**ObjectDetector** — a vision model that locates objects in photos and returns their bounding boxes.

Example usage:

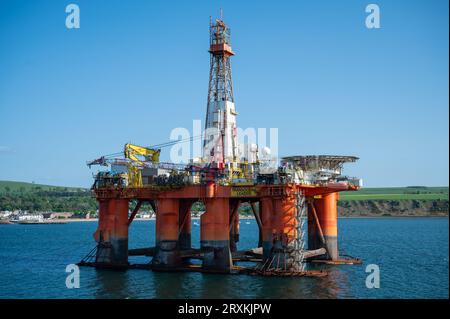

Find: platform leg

[93,199,129,268]
[153,198,182,268]
[260,194,301,271]
[201,198,232,272]
[310,192,339,260]
[229,200,240,253]
[178,200,192,250]
[260,197,274,262]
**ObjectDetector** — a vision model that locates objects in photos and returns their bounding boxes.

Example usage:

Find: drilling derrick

[204,18,238,167]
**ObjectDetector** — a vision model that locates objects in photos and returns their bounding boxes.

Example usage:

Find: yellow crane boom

[124,143,161,187]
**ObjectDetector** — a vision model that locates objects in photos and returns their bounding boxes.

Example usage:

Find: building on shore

[42,212,74,219]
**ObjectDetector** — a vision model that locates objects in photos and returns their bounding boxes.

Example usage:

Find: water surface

[0,218,448,298]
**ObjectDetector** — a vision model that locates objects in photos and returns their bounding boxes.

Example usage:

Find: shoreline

[62,215,448,222]
[3,214,448,224]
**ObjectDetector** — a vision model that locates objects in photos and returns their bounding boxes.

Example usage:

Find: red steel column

[201,198,232,271]
[178,200,192,250]
[229,200,240,253]
[93,199,129,267]
[270,195,297,269]
[307,199,322,252]
[314,192,339,260]
[153,198,181,268]
[260,197,274,261]
[231,212,239,252]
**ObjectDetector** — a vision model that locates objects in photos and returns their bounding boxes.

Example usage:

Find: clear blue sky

[0,0,448,187]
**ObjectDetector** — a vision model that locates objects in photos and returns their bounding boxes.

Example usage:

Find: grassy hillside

[0,180,96,215]
[0,180,85,192]
[340,186,448,201]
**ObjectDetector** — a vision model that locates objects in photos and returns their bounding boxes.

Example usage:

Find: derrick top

[209,18,234,56]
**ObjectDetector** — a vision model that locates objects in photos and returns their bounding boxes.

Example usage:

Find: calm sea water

[0,218,448,299]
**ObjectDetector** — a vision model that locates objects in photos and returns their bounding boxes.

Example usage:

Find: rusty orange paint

[229,201,240,251]
[156,199,180,242]
[93,200,109,242]
[229,200,240,233]
[94,199,128,242]
[92,183,354,267]
[260,197,274,243]
[179,200,192,237]
[232,211,239,235]
[314,192,338,237]
[112,199,129,239]
[201,198,229,242]
[209,43,234,56]
[206,182,215,198]
[95,182,358,201]
[272,196,297,242]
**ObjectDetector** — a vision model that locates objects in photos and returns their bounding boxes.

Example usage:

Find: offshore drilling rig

[80,17,362,276]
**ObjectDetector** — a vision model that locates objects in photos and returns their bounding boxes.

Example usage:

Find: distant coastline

[337,198,448,217]
[0,181,448,220]
[1,211,448,225]
[44,215,450,223]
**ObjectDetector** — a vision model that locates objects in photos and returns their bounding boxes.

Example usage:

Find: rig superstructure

[80,17,362,276]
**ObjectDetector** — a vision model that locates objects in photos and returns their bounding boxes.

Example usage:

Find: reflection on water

[152,272,197,299]
[317,267,351,298]
[87,265,352,299]
[94,270,131,299]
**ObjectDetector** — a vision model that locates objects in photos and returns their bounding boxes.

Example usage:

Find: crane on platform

[123,143,161,187]
[87,143,161,188]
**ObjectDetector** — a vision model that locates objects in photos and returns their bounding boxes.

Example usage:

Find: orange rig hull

[82,182,359,273]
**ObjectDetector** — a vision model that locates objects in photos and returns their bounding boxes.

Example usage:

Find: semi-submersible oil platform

[80,17,362,276]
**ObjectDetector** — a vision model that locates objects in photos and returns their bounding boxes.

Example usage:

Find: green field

[0,180,84,192]
[340,186,449,201]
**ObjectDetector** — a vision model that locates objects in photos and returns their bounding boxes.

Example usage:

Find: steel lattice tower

[203,17,238,166]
